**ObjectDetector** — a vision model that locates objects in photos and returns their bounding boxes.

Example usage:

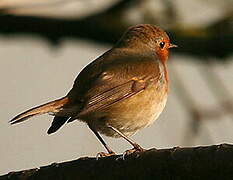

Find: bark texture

[1,144,233,180]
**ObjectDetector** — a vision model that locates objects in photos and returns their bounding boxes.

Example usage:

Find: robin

[10,24,177,156]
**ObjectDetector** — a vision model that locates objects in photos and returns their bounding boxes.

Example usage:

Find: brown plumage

[10,24,176,155]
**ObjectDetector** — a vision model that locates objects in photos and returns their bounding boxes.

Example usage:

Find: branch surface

[1,144,233,180]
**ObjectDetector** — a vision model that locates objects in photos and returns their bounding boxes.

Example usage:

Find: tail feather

[47,116,70,134]
[10,97,69,125]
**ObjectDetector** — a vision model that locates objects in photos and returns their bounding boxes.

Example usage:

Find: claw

[121,144,145,160]
[96,152,116,160]
[132,143,144,152]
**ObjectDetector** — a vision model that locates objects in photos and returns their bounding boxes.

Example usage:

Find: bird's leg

[88,125,115,158]
[108,125,144,154]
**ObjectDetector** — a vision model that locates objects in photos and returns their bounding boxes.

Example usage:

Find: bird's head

[117,24,177,63]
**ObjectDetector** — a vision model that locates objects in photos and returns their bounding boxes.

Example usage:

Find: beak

[169,43,178,48]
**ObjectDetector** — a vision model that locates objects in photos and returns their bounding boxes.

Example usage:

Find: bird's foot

[132,143,144,152]
[96,151,116,160]
[121,143,145,159]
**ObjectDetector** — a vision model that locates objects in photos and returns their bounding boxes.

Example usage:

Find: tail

[47,116,70,134]
[9,97,69,125]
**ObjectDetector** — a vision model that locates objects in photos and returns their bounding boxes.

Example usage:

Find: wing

[67,48,161,117]
[78,76,158,116]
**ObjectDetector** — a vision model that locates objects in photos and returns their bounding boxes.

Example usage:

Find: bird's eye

[159,42,165,49]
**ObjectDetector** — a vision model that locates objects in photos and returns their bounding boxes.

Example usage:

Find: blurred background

[0,0,232,175]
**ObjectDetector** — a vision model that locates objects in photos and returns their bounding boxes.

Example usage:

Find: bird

[10,24,177,156]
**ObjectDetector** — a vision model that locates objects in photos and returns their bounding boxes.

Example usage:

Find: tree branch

[1,144,233,180]
[0,0,232,58]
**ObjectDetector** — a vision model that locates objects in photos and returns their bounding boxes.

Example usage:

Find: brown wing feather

[77,76,158,117]
[67,48,161,119]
